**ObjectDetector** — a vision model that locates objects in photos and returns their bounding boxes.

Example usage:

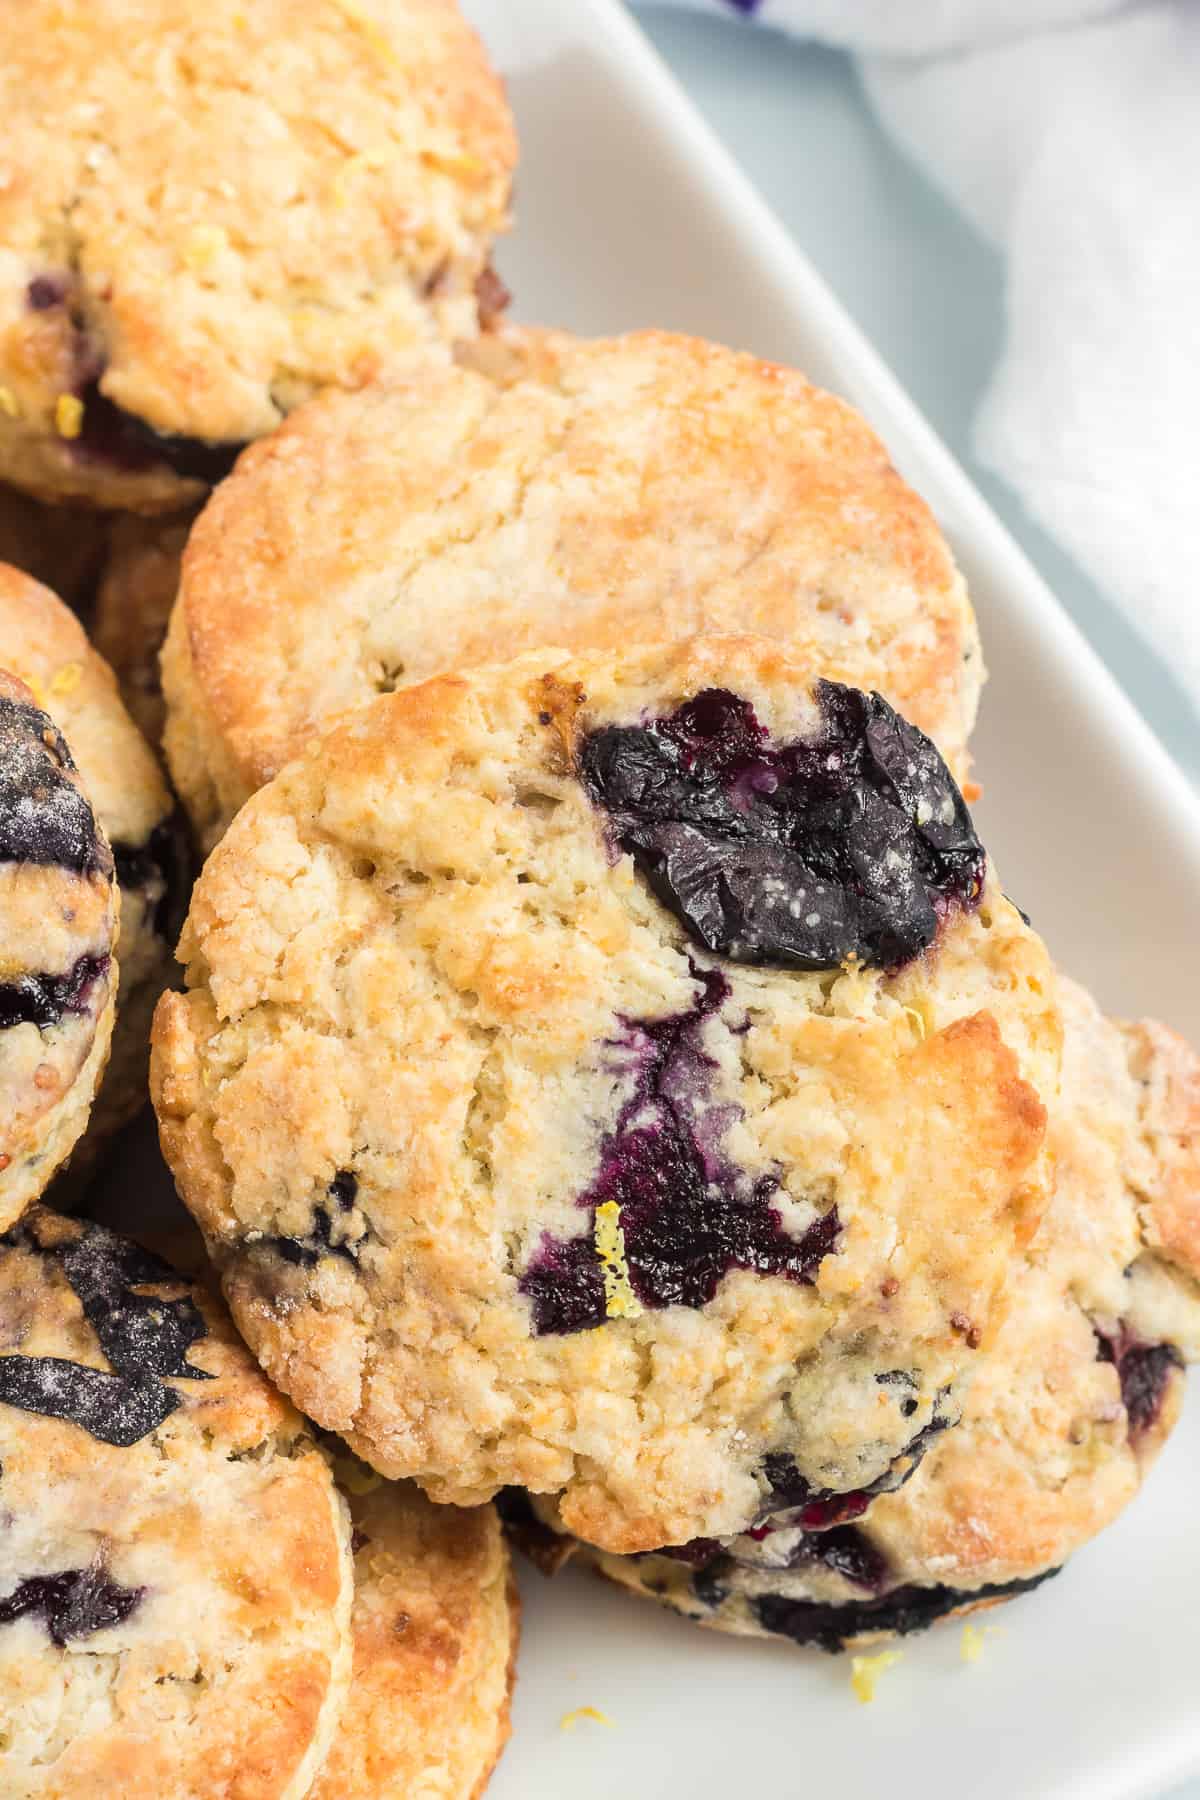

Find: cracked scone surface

[0,671,117,1228]
[152,636,1058,1554]
[313,1464,516,1800]
[572,975,1200,1649]
[0,566,186,1149]
[161,326,983,847]
[0,1208,354,1799]
[0,0,515,512]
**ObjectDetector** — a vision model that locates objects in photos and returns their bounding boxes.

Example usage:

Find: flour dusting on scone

[152,636,1058,1554]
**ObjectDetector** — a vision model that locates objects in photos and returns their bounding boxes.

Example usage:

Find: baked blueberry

[579,682,984,973]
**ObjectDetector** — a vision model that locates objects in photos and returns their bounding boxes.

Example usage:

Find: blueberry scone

[92,509,199,747]
[1,566,187,1146]
[0,1208,354,1797]
[161,327,984,848]
[313,1458,516,1799]
[152,637,1058,1554]
[0,484,108,610]
[0,0,516,513]
[0,672,117,1229]
[557,976,1200,1648]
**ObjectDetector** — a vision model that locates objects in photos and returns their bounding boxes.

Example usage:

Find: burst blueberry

[520,966,840,1334]
[579,681,984,971]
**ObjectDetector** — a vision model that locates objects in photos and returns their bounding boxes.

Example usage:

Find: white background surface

[634,6,1199,791]
[463,4,1200,1795]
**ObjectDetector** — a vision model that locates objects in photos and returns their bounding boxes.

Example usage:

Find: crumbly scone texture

[0,566,180,1147]
[0,485,108,610]
[93,510,198,748]
[312,1465,515,1800]
[152,636,1058,1553]
[0,1208,354,1798]
[0,670,117,1228]
[0,0,516,510]
[575,974,1200,1646]
[162,326,984,848]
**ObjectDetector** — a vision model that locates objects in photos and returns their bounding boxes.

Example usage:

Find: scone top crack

[0,0,516,509]
[152,637,1060,1554]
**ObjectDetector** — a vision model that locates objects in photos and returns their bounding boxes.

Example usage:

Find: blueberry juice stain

[519,682,984,1336]
[519,964,840,1334]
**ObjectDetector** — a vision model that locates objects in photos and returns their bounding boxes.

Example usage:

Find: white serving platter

[448,3,1200,1797]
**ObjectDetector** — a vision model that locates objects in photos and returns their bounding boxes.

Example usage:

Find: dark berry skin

[579,683,984,973]
[73,383,244,484]
[666,1524,890,1593]
[755,1398,954,1529]
[263,1171,363,1268]
[22,276,242,483]
[0,695,108,876]
[0,1564,143,1645]
[748,1568,1059,1655]
[519,967,840,1334]
[1096,1329,1183,1438]
[112,812,194,944]
[0,1220,211,1448]
[0,954,110,1032]
[27,274,71,312]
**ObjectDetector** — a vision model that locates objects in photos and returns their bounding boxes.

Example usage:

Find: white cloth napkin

[644,0,1200,714]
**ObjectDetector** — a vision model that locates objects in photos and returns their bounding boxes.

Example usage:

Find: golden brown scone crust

[151,636,1056,1554]
[312,1466,516,1800]
[0,1208,354,1798]
[0,670,117,1227]
[0,0,515,511]
[93,509,199,747]
[0,485,108,610]
[0,566,181,1149]
[573,974,1200,1645]
[162,327,984,847]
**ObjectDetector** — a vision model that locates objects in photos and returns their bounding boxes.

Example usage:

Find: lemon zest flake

[850,1650,902,1704]
[903,1005,926,1041]
[421,146,484,178]
[961,1622,1002,1664]
[48,662,83,698]
[560,1707,613,1732]
[594,1201,642,1320]
[333,146,393,206]
[54,394,83,439]
[330,0,399,67]
[183,224,228,271]
[0,386,18,419]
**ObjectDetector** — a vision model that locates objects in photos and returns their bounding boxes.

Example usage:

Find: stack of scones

[0,5,1195,1795]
